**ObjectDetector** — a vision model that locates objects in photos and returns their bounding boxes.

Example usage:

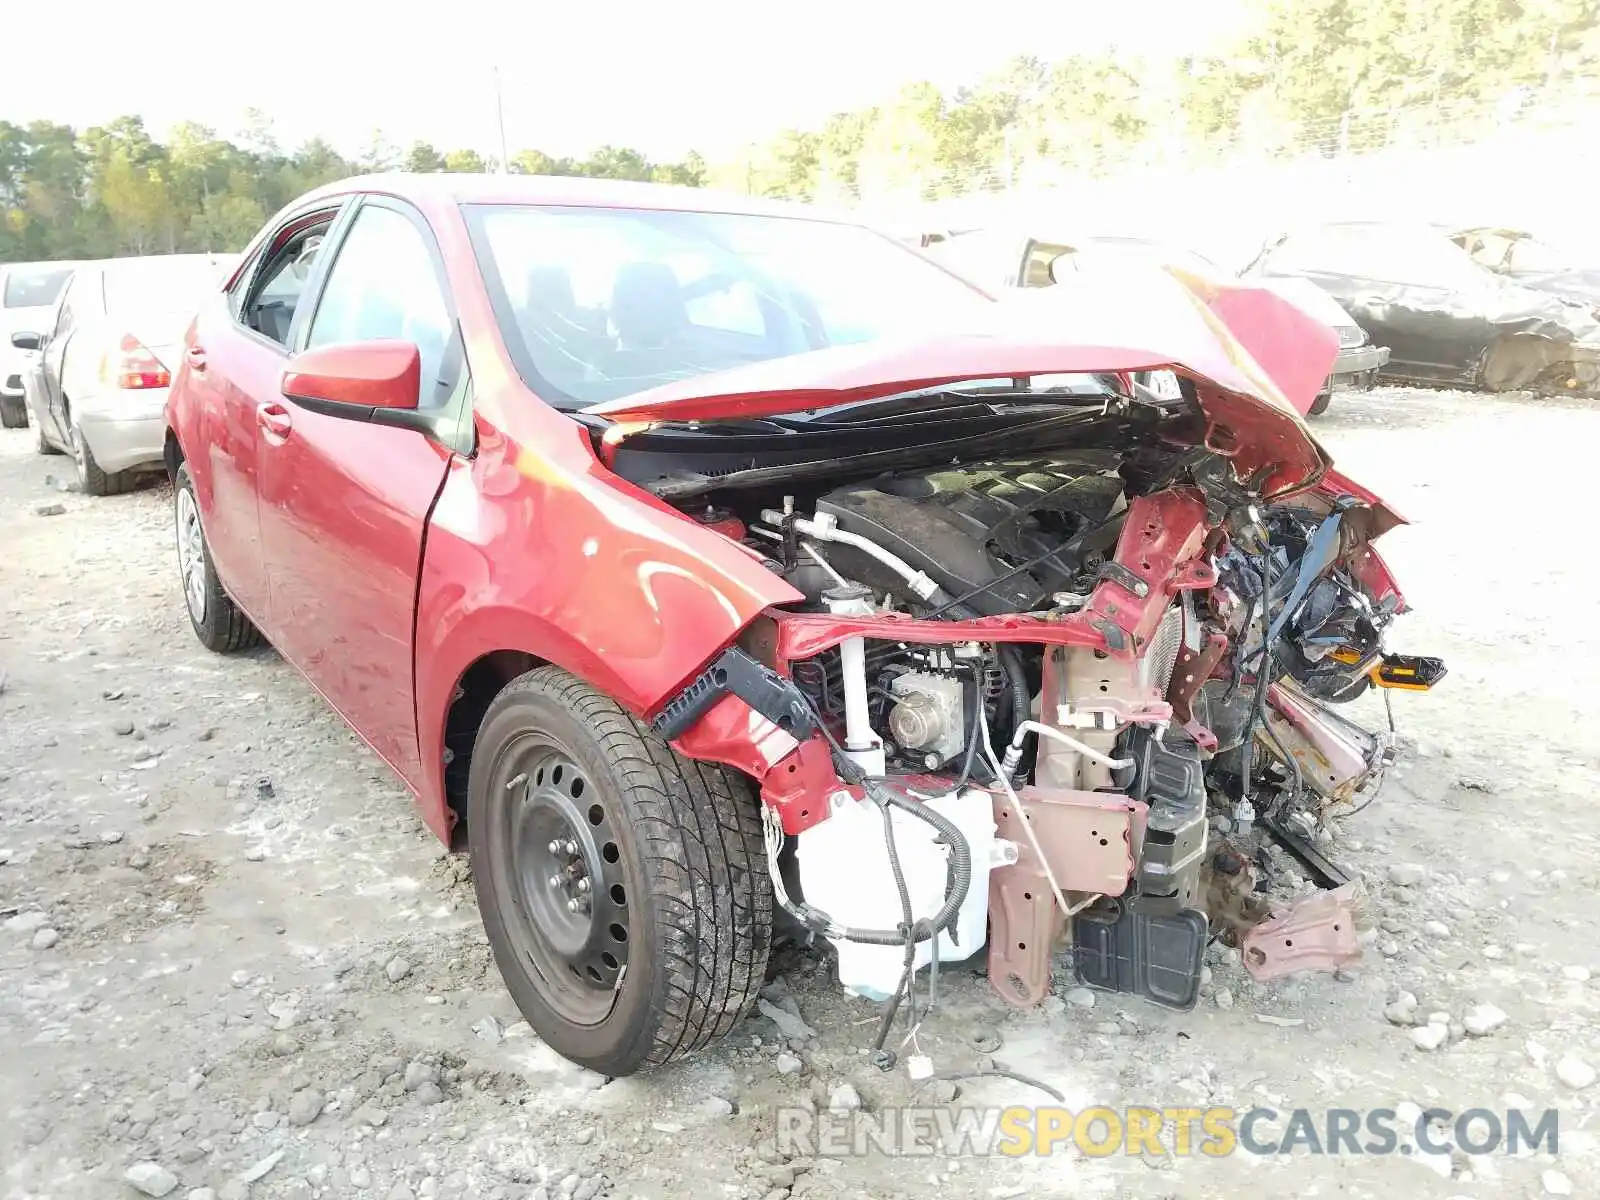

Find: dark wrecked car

[923,229,1389,415]
[164,174,1443,1077]
[1451,225,1600,309]
[1246,220,1600,396]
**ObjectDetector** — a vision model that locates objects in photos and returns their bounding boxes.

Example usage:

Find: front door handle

[257,402,293,440]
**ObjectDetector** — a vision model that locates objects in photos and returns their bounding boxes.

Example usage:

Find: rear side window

[306,205,455,408]
[3,266,73,308]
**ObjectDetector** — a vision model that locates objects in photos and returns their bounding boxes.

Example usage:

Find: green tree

[442,148,488,172]
[404,141,447,172]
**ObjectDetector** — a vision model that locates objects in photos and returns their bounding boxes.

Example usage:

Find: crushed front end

[609,277,1445,1043]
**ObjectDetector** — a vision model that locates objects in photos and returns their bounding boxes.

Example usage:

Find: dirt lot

[3,386,1598,1200]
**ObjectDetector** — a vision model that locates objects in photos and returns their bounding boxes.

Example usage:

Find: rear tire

[72,424,136,496]
[1309,389,1333,417]
[0,394,27,429]
[468,666,772,1076]
[174,462,263,653]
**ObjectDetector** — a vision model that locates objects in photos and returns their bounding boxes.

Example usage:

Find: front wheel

[173,463,263,653]
[1309,389,1333,417]
[468,666,772,1076]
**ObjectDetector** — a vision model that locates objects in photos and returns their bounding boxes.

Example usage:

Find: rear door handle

[185,345,207,372]
[257,402,293,440]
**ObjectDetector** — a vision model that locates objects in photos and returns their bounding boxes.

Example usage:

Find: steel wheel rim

[175,487,207,623]
[494,737,631,1026]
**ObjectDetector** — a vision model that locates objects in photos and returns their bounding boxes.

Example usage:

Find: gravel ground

[3,386,1599,1200]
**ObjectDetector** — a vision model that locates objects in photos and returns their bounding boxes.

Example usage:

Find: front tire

[468,666,772,1076]
[0,394,27,429]
[1309,389,1333,416]
[174,463,263,653]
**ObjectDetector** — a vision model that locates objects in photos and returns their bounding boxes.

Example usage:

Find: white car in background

[1,260,78,428]
[16,253,237,494]
[922,229,1389,415]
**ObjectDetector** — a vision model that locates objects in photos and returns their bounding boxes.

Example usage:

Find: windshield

[102,256,229,316]
[3,265,73,309]
[465,204,992,408]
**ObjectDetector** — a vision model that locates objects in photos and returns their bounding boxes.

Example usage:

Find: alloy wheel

[175,487,207,623]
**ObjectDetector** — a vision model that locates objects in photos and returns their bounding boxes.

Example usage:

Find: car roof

[297,172,852,223]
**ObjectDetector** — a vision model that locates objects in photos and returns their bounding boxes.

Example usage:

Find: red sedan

[165,174,1434,1076]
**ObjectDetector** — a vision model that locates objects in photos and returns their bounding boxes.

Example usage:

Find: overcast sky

[7,0,1250,159]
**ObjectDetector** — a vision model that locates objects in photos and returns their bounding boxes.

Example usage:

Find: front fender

[415,428,803,831]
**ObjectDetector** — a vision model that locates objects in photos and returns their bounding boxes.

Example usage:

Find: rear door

[192,206,347,622]
[255,197,467,790]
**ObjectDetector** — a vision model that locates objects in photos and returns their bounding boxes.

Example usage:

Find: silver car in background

[1,260,77,429]
[16,253,236,494]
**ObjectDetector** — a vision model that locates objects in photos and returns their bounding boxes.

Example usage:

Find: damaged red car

[163,175,1444,1076]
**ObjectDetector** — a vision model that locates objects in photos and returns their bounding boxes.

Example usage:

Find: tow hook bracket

[652,647,817,743]
[1239,881,1364,981]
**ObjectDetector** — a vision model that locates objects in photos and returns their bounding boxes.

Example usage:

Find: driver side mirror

[280,340,429,431]
[10,331,42,351]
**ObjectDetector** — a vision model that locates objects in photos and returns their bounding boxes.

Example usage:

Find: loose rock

[31,928,60,950]
[776,1052,803,1075]
[1555,1055,1596,1090]
[386,956,414,983]
[124,1162,180,1197]
[1063,986,1096,1009]
[33,501,66,517]
[1410,1024,1448,1051]
[828,1083,862,1114]
[403,1060,438,1091]
[287,1089,325,1126]
[1543,1169,1575,1196]
[414,1082,445,1106]
[1389,863,1426,886]
[1213,987,1234,1010]
[1463,1004,1508,1037]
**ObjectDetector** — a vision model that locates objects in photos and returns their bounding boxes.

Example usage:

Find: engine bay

[647,431,1444,1052]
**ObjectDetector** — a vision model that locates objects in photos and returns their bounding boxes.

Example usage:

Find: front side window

[465,204,991,408]
[240,218,335,347]
[307,205,454,407]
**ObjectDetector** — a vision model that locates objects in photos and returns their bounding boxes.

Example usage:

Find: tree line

[4,0,1597,264]
[0,112,707,264]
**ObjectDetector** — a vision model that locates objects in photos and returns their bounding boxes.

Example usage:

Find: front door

[195,208,344,622]
[255,198,465,791]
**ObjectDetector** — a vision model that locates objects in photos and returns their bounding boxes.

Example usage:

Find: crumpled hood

[586,267,1339,497]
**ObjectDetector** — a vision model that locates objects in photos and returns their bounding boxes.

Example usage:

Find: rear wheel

[468,666,771,1076]
[0,394,27,429]
[36,419,62,455]
[1309,389,1333,416]
[174,463,263,653]
[71,423,136,496]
